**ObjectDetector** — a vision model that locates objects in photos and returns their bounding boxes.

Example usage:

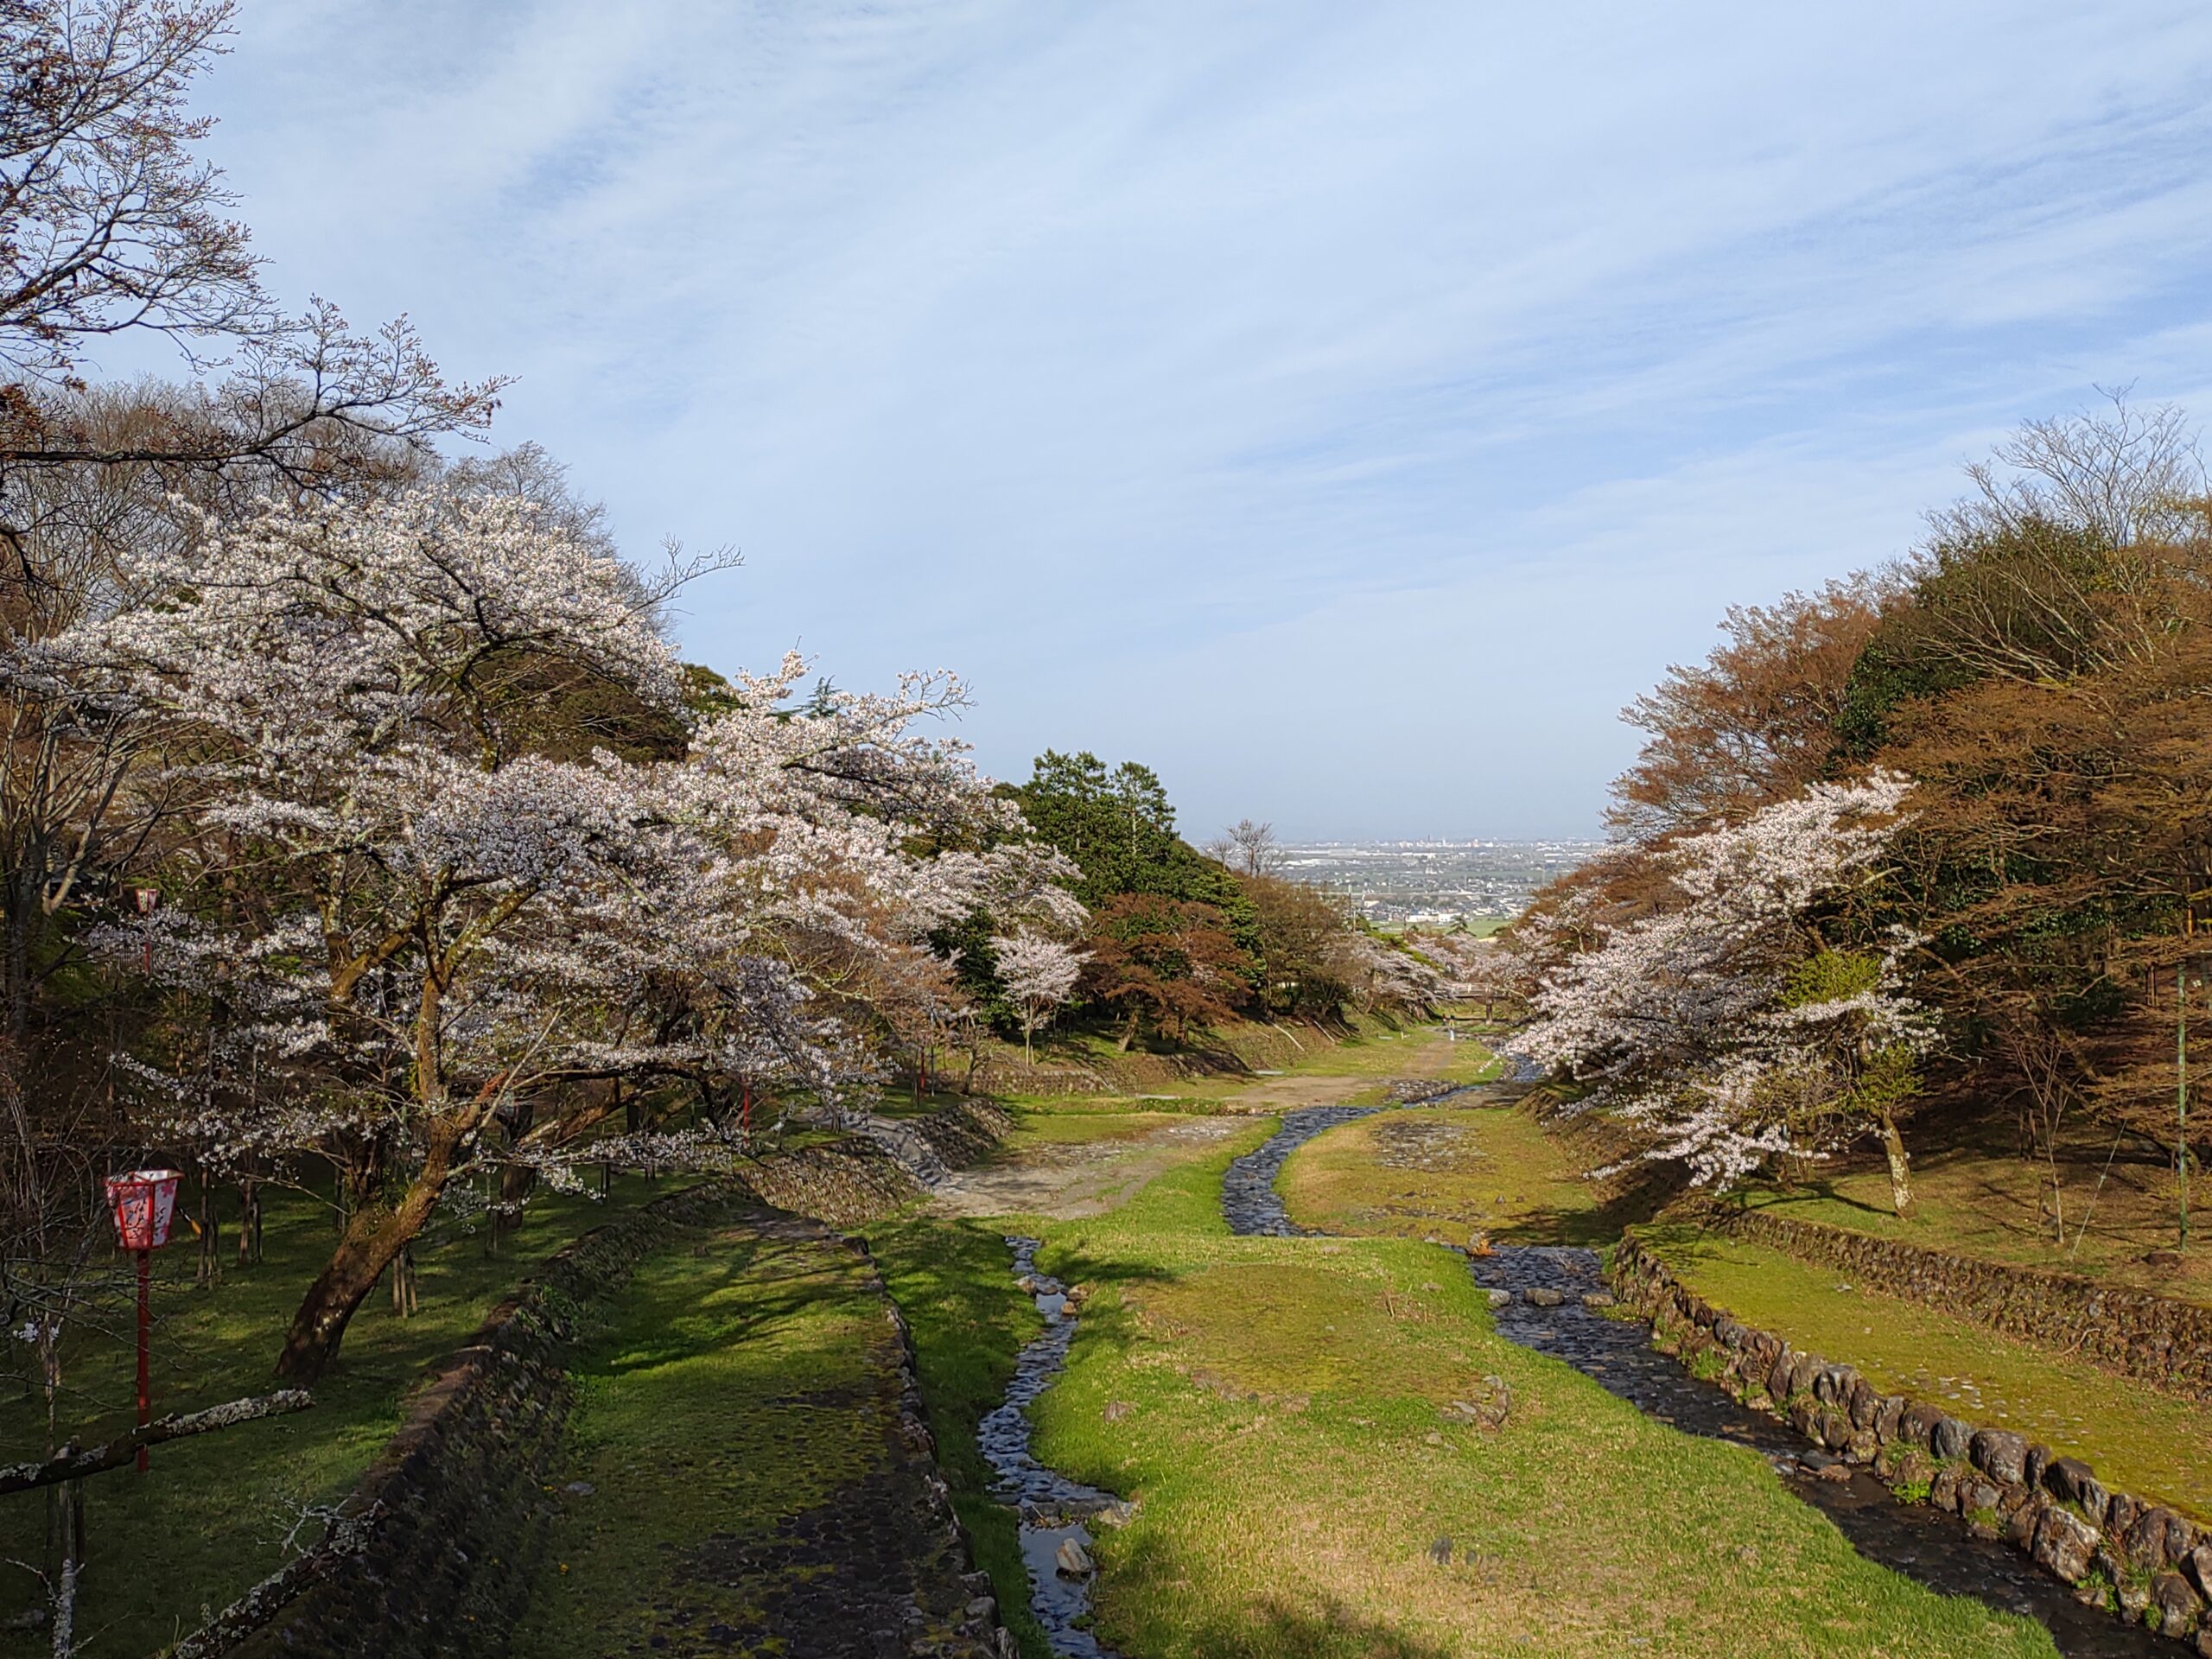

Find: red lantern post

[131,887,159,974]
[105,1170,181,1471]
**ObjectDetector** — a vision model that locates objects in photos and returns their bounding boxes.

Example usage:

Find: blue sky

[164,2,2212,838]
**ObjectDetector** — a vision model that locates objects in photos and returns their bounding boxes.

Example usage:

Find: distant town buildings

[1275,841,1600,927]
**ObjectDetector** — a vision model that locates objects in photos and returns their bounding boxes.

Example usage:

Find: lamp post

[104,1170,181,1471]
[130,887,159,975]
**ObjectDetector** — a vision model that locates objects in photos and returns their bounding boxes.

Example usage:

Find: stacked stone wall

[214,1183,747,1658]
[189,1099,1020,1658]
[1706,1206,2212,1402]
[1612,1235,2212,1650]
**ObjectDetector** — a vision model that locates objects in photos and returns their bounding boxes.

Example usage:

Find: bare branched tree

[1209,817,1281,877]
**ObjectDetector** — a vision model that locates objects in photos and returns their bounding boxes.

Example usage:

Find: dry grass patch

[1281,1103,1615,1246]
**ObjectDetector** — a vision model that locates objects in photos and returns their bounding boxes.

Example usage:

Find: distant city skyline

[176,2,2212,837]
[1274,839,1602,923]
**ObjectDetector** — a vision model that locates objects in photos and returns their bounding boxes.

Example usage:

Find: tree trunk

[1878,1109,1913,1217]
[275,1115,471,1381]
[237,1173,262,1268]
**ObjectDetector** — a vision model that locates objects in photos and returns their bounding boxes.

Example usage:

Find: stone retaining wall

[743,1099,1016,1224]
[188,1096,1020,1659]
[1705,1205,2212,1402]
[907,1099,1014,1169]
[213,1182,749,1658]
[1611,1235,2212,1651]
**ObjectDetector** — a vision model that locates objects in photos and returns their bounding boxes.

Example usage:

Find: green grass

[888,1126,2058,1657]
[1002,1109,1206,1149]
[0,1177,667,1654]
[511,1221,893,1656]
[1640,1221,2212,1524]
[1281,1103,1610,1247]
[1729,1129,2209,1306]
[869,1217,1052,1659]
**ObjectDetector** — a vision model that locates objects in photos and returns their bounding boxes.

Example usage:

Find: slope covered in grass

[888,1120,2058,1657]
[1643,1221,2211,1525]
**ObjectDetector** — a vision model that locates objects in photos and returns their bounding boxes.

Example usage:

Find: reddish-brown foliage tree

[1608,576,1892,839]
[1083,893,1254,1045]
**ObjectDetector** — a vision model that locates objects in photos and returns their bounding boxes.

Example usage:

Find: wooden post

[134,1250,150,1472]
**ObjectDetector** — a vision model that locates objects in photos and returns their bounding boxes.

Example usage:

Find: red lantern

[105,1169,181,1471]
[106,1169,181,1251]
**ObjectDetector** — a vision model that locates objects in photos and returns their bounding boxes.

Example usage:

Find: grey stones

[1580,1290,1616,1310]
[2044,1456,2107,1526]
[1899,1402,1945,1448]
[1873,1395,1906,1443]
[1929,1414,1972,1463]
[1967,1428,2028,1487]
[1767,1350,1795,1399]
[1522,1287,1565,1308]
[1053,1537,1092,1577]
[2190,1542,2212,1599]
[1101,1401,1132,1423]
[1427,1536,1454,1565]
[1846,1376,1880,1430]
[1443,1376,1511,1431]
[1484,1288,1512,1310]
[562,1480,596,1497]
[1783,1351,1821,1400]
[2152,1571,2203,1636]
[2126,1505,2192,1571]
[2033,1506,2101,1584]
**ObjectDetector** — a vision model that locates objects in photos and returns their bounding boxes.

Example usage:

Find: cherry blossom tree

[991,929,1087,1063]
[27,484,1059,1378]
[1516,773,1933,1209]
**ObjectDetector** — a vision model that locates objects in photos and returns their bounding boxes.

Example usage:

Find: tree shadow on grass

[1100,1528,1458,1659]
[1177,1597,1459,1659]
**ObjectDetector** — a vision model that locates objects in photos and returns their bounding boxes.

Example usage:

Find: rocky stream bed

[979,1236,1128,1658]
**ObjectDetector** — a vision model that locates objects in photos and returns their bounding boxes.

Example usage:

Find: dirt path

[1201,1026,1471,1112]
[931,1028,1482,1221]
[931,1116,1249,1219]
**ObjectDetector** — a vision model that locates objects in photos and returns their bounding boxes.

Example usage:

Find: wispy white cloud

[182,0,2212,835]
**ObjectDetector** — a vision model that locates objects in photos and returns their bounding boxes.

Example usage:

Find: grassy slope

[510,1220,891,1656]
[1003,1017,1497,1114]
[1735,1129,2208,1307]
[870,1217,1052,1659]
[0,1178,670,1655]
[1641,1223,2212,1524]
[1279,1103,1607,1247]
[890,1122,2056,1658]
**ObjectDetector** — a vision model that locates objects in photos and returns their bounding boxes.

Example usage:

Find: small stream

[1219,1110,2164,1659]
[1467,1247,2162,1657]
[1219,1103,1387,1233]
[978,1236,1127,1658]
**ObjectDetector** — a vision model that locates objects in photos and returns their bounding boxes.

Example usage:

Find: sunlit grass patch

[1281,1104,1607,1246]
[995,1143,2056,1657]
[1643,1222,2212,1523]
